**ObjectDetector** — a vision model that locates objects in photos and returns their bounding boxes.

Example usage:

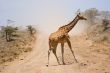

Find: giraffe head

[77,13,87,20]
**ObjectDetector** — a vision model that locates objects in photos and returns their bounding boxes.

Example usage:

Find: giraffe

[47,13,87,67]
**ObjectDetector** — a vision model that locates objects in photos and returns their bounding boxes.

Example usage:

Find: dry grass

[0,30,36,64]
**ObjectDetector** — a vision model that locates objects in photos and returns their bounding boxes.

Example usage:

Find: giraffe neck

[59,15,79,33]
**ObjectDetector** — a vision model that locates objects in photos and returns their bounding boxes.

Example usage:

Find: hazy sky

[0,0,110,34]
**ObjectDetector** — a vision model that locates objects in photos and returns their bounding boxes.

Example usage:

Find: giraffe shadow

[51,62,75,66]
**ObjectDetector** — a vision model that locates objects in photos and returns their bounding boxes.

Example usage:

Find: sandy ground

[1,34,110,73]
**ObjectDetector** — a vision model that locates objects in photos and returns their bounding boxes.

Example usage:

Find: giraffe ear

[76,9,81,15]
[78,12,81,15]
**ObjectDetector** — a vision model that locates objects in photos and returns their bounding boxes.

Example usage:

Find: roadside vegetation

[0,25,37,64]
[83,8,110,43]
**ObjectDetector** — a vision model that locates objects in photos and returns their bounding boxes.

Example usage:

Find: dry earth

[1,33,110,73]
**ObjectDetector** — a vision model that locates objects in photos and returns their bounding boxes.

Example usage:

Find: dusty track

[1,34,110,73]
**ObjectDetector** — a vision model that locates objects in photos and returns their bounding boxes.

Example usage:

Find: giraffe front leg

[61,43,66,65]
[66,38,78,63]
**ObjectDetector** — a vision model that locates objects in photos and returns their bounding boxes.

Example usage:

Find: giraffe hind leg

[52,49,60,65]
[46,49,51,67]
[61,43,65,65]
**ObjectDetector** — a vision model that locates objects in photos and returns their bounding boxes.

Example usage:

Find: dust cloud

[38,19,88,36]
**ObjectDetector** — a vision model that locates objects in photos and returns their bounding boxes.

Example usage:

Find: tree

[3,26,18,42]
[100,11,110,19]
[102,19,109,31]
[27,25,36,35]
[84,8,99,25]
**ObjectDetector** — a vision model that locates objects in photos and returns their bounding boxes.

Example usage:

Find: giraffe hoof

[63,63,66,65]
[46,64,49,67]
[58,63,61,65]
[75,60,78,63]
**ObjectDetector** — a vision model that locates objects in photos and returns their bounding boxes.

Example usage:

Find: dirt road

[1,34,110,73]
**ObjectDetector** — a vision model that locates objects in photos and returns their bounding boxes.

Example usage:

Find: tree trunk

[8,33,11,42]
[5,32,9,42]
